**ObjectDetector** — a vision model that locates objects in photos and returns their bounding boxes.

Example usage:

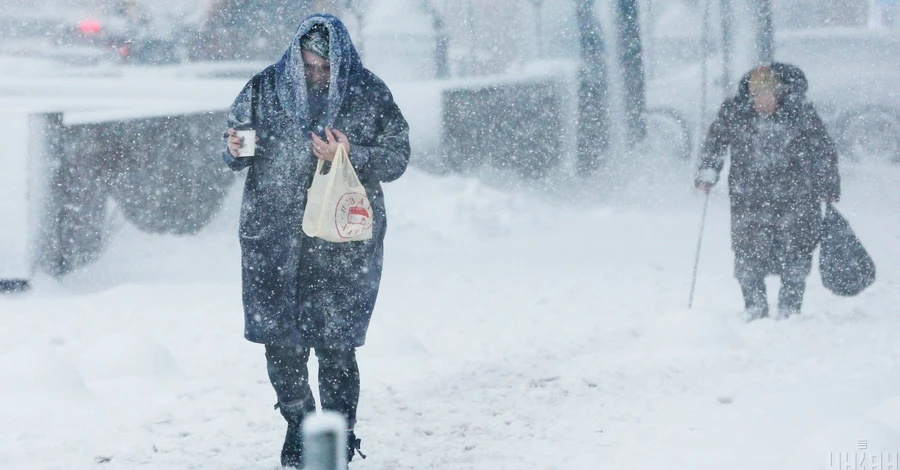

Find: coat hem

[244,332,368,349]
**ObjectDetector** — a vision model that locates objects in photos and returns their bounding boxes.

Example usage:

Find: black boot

[778,277,806,318]
[277,402,308,469]
[740,278,769,321]
[347,430,366,465]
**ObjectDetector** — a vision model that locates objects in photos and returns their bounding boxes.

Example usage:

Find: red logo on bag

[335,192,373,238]
[347,206,369,225]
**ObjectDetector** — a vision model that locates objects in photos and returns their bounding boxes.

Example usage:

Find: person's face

[749,71,778,116]
[302,50,330,90]
[752,87,778,116]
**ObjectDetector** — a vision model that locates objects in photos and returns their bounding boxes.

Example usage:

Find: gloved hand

[695,168,718,193]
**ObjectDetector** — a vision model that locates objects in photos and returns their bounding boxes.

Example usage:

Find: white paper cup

[235,129,256,157]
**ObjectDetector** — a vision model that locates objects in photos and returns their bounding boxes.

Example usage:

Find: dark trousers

[265,345,360,429]
[739,276,806,316]
[732,197,817,316]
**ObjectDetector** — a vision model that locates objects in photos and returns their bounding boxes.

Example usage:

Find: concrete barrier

[441,77,565,179]
[0,102,234,282]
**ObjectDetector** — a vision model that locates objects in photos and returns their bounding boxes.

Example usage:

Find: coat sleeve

[802,103,841,200]
[347,85,411,183]
[222,78,257,172]
[695,100,734,186]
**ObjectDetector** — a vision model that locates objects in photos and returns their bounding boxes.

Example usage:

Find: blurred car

[0,2,189,66]
[0,11,105,65]
[60,1,187,66]
[776,27,900,164]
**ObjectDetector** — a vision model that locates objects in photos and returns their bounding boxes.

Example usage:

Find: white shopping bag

[302,145,374,242]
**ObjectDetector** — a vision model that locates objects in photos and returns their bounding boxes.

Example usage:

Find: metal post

[755,0,774,63]
[422,0,449,79]
[466,0,476,76]
[699,0,711,136]
[720,0,735,95]
[645,0,655,80]
[304,412,348,470]
[527,0,544,59]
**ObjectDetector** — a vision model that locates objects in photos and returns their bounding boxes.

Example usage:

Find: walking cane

[688,191,711,309]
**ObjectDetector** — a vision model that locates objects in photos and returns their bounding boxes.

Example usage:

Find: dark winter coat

[696,63,840,281]
[222,14,410,348]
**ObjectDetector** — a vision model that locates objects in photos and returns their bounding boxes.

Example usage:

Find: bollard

[303,411,347,470]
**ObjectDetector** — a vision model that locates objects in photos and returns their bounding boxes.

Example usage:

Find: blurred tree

[615,0,647,145]
[576,0,610,173]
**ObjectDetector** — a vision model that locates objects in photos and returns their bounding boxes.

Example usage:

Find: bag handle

[331,145,349,186]
[311,146,348,235]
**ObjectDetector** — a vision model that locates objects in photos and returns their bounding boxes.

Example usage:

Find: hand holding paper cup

[226,128,257,158]
[235,129,256,157]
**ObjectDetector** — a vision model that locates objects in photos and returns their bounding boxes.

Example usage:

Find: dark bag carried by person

[819,204,875,296]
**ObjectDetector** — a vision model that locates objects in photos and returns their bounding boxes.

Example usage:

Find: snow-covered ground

[2,142,899,469]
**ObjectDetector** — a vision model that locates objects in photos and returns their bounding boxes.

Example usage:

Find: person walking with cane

[694,63,840,321]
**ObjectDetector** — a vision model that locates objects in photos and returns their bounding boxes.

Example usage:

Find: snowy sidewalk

[1,163,898,469]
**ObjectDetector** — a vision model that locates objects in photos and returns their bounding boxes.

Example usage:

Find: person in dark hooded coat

[695,63,840,321]
[222,14,410,469]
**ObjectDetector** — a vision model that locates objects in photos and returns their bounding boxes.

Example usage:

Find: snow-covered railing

[0,75,246,289]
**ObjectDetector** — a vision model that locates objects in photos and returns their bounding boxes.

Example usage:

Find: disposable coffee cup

[235,129,256,157]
